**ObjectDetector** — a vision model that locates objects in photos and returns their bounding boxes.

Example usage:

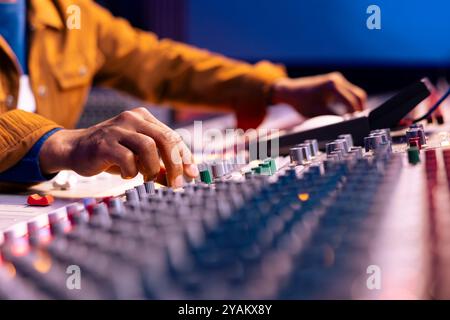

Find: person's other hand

[271,72,367,117]
[39,107,198,188]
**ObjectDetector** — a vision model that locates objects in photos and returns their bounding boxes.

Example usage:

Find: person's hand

[39,107,198,188]
[271,72,367,117]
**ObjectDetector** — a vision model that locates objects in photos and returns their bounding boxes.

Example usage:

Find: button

[37,85,47,97]
[27,194,54,206]
[5,95,14,108]
[79,65,88,76]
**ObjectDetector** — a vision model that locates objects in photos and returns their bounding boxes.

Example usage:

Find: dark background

[95,0,450,94]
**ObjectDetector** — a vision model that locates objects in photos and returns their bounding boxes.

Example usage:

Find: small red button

[27,194,54,206]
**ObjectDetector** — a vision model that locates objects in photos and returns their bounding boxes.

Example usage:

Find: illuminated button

[297,193,310,202]
[407,147,421,165]
[27,194,54,206]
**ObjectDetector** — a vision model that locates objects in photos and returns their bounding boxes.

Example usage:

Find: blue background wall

[187,0,450,66]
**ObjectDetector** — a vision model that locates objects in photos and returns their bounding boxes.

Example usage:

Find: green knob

[200,169,213,184]
[259,163,271,175]
[252,166,262,174]
[407,147,420,165]
[265,158,277,174]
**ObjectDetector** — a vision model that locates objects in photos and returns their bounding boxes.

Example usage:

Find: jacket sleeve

[88,1,287,130]
[0,110,61,173]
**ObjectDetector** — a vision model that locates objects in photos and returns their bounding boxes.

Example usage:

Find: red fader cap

[27,194,54,206]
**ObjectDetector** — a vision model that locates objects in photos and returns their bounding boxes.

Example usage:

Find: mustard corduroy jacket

[0,0,286,173]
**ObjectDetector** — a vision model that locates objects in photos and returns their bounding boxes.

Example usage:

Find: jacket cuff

[0,110,62,172]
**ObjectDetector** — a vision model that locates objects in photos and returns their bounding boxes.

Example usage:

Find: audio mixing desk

[2,81,450,299]
[1,118,450,299]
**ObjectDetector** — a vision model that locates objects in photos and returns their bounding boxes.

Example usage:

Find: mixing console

[1,121,450,299]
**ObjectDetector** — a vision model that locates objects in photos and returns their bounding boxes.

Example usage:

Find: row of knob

[197,159,242,183]
[363,129,392,153]
[325,134,361,162]
[289,139,319,164]
[288,129,393,168]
